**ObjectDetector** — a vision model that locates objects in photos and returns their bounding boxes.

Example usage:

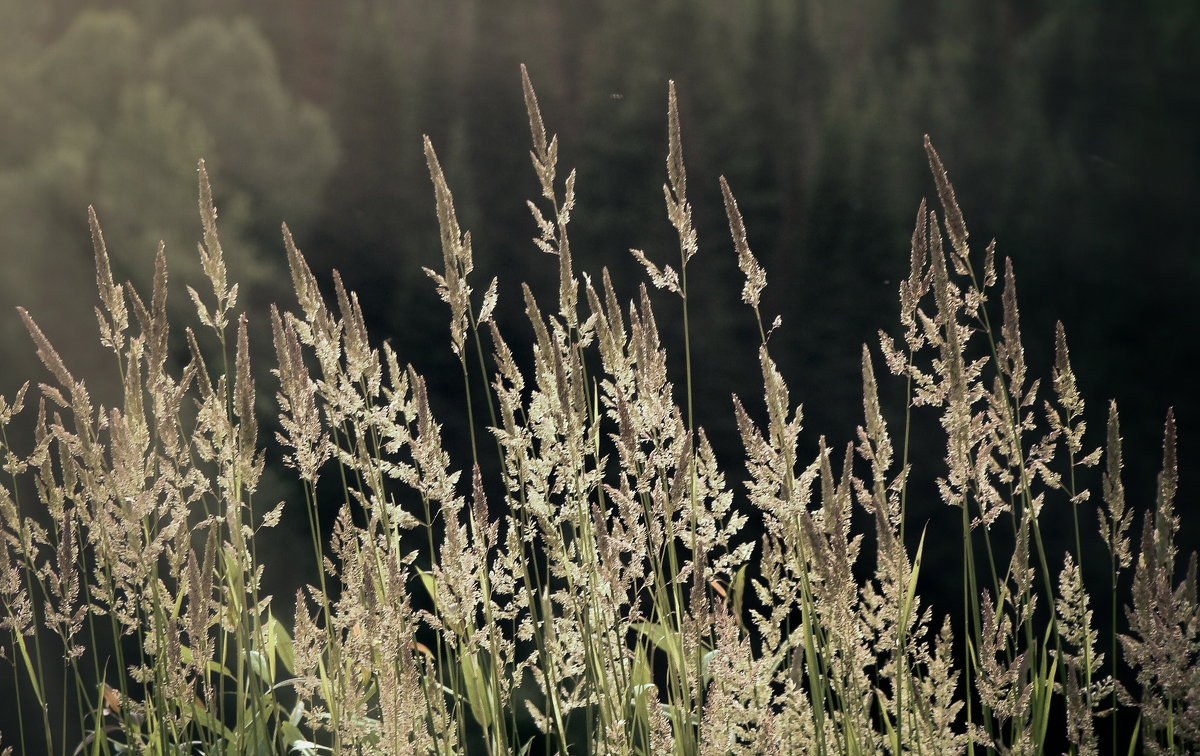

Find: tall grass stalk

[1,69,1196,755]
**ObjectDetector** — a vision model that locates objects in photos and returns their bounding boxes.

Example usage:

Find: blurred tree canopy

[0,7,337,392]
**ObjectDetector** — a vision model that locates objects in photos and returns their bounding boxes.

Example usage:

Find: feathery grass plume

[855,345,953,754]
[2,68,1196,756]
[43,504,84,659]
[281,223,329,331]
[1100,402,1132,571]
[1052,323,1083,440]
[17,307,78,392]
[1055,553,1111,755]
[924,134,971,271]
[423,136,474,359]
[886,198,931,362]
[189,159,237,334]
[998,257,1028,408]
[880,137,1100,752]
[858,345,893,507]
[233,314,261,486]
[270,305,328,485]
[631,81,694,300]
[522,64,578,330]
[1044,322,1103,502]
[1121,410,1199,754]
[89,206,129,356]
[0,387,34,649]
[719,177,768,343]
[1098,399,1134,748]
[3,164,312,753]
[0,510,33,639]
[275,177,519,747]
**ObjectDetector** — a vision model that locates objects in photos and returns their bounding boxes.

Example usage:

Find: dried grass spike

[196,159,229,301]
[909,197,928,289]
[1153,409,1179,566]
[520,64,549,162]
[17,308,74,388]
[1158,408,1178,512]
[89,206,127,339]
[423,136,473,356]
[1053,320,1084,424]
[185,326,214,398]
[629,248,680,294]
[146,242,170,375]
[234,315,256,449]
[667,80,686,204]
[282,223,326,323]
[1100,401,1131,569]
[923,135,970,263]
[860,343,893,476]
[1000,256,1027,394]
[720,176,766,309]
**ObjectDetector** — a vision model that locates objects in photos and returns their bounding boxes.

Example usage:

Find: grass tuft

[1,69,1196,755]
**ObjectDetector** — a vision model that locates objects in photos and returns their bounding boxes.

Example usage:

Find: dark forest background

[0,0,1197,746]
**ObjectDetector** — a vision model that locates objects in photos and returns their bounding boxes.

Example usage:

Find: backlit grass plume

[1,68,1195,756]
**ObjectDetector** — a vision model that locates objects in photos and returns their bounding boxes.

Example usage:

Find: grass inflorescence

[1,68,1196,755]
